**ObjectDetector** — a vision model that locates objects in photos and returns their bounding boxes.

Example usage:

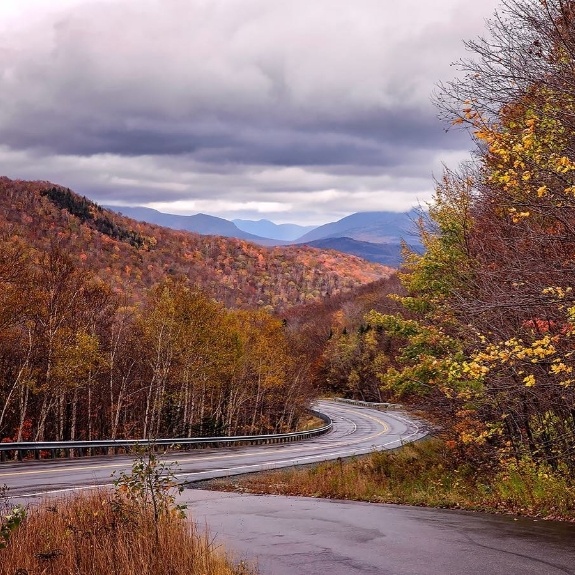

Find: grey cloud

[0,0,500,221]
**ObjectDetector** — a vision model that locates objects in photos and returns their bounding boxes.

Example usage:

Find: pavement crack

[462,532,574,574]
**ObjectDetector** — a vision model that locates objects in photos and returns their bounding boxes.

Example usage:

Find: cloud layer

[0,0,499,223]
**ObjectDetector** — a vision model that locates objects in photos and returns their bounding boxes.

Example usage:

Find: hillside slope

[301,237,405,267]
[0,177,393,310]
[105,205,271,243]
[296,210,419,244]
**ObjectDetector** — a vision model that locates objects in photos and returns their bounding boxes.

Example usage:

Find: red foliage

[0,177,392,311]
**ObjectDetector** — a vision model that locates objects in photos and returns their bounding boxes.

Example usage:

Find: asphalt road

[182,490,575,575]
[0,400,427,498]
[3,401,574,575]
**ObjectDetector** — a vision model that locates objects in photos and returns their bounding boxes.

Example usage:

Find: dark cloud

[2,103,461,172]
[0,0,499,223]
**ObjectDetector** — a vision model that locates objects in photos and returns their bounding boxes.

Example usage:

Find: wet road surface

[0,401,426,498]
[181,489,575,575]
[4,401,574,574]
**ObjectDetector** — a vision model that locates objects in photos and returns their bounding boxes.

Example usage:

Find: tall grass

[0,491,256,575]
[212,438,575,521]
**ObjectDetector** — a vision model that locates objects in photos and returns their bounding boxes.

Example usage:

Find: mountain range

[104,205,421,266]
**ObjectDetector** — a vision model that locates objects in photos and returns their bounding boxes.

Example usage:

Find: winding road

[0,400,426,498]
[3,400,574,574]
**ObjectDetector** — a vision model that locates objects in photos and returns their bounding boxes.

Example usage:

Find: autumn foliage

[0,177,393,443]
[380,0,575,470]
[300,0,575,479]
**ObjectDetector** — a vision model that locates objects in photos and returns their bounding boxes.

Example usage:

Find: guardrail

[0,409,332,463]
[333,398,402,410]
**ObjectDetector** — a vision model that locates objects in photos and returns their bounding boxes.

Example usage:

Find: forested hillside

[0,177,393,444]
[0,178,391,311]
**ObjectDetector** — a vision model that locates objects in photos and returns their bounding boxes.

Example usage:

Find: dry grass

[209,438,575,522]
[0,491,256,575]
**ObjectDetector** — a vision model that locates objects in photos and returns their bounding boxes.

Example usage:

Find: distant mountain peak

[233,218,317,241]
[295,210,420,244]
[104,205,269,242]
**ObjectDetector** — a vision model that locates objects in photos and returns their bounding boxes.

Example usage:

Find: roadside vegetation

[209,438,575,522]
[0,493,255,575]
[0,251,316,443]
[249,0,575,521]
[0,454,256,575]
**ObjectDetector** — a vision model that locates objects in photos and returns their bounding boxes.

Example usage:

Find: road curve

[4,402,575,575]
[0,400,427,499]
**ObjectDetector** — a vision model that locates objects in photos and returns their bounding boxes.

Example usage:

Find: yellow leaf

[523,374,536,387]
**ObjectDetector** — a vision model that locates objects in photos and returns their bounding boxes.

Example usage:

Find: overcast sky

[0,0,500,225]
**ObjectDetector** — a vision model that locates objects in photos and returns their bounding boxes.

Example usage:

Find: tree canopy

[316,0,575,472]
